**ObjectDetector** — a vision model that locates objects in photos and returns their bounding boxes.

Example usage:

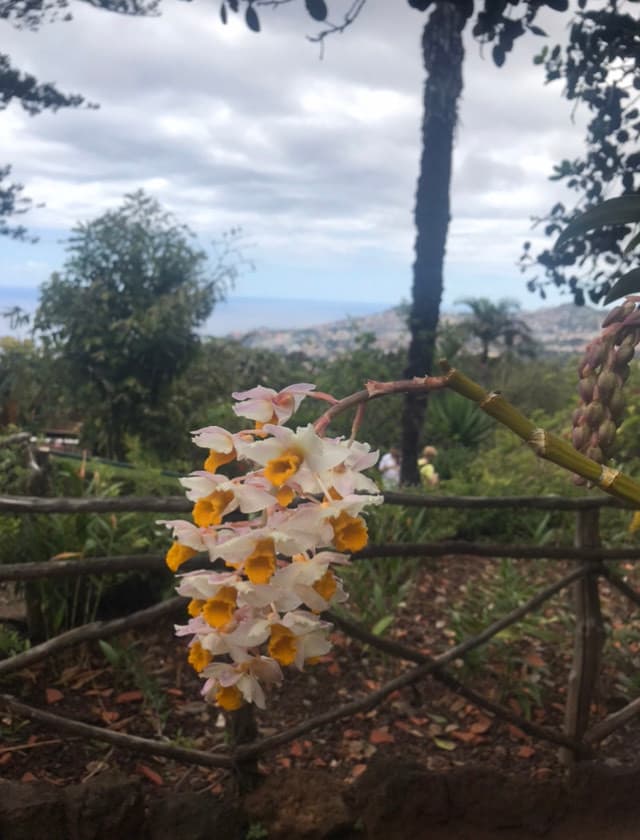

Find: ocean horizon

[0,287,394,338]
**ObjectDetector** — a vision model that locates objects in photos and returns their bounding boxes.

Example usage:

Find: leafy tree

[456,296,536,363]
[215,0,571,482]
[35,191,238,460]
[521,0,640,305]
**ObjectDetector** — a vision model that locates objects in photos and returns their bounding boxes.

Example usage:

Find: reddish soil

[2,555,640,838]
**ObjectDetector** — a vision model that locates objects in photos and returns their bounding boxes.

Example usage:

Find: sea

[0,288,391,338]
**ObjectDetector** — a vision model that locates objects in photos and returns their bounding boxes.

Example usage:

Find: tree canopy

[522,0,640,305]
[456,297,536,363]
[34,191,238,460]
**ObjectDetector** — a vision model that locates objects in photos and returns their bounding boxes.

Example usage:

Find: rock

[348,757,449,840]
[64,770,144,840]
[147,790,244,840]
[0,779,67,840]
[245,769,353,839]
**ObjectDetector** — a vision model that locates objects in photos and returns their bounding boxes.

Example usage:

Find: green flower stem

[441,361,640,507]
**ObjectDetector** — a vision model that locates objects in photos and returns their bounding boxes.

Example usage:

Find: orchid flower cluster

[160,383,382,712]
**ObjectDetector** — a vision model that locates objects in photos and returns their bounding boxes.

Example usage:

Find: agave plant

[427,391,494,449]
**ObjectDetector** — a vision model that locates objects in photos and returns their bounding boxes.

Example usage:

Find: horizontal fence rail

[0,491,635,514]
[1,491,640,776]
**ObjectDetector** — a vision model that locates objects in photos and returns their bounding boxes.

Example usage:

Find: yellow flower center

[187,641,212,673]
[264,449,302,488]
[313,569,337,602]
[276,486,296,507]
[330,512,368,552]
[203,448,236,473]
[187,598,204,618]
[244,538,277,585]
[192,489,235,527]
[165,542,197,573]
[268,624,298,667]
[215,684,243,711]
[202,586,238,629]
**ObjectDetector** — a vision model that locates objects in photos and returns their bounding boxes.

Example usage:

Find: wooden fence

[1,489,640,775]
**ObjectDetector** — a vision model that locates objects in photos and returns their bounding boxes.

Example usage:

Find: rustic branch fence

[1,489,640,775]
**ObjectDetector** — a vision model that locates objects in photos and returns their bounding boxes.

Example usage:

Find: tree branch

[0,694,234,768]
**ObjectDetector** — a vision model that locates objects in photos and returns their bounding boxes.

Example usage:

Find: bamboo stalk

[442,363,640,507]
[561,509,606,767]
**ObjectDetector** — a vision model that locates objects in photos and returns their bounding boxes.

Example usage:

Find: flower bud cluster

[572,299,640,483]
[160,384,382,710]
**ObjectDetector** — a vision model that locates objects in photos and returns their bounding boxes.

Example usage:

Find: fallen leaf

[452,730,479,744]
[277,757,291,769]
[351,763,367,779]
[507,724,527,741]
[45,688,64,705]
[136,764,163,786]
[343,729,361,740]
[114,690,144,704]
[517,745,536,759]
[0,753,12,766]
[166,688,183,697]
[433,738,456,751]
[525,653,545,669]
[100,710,119,724]
[470,718,492,735]
[369,728,395,745]
[289,741,304,757]
[327,662,341,677]
[21,772,37,782]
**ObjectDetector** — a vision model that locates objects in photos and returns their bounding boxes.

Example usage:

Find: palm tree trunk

[400,2,465,484]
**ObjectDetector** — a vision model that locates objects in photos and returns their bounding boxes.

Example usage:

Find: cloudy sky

[2,0,590,326]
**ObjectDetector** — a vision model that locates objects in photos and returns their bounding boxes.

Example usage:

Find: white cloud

[1,0,591,306]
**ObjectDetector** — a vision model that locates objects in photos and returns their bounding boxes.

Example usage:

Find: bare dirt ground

[2,555,640,838]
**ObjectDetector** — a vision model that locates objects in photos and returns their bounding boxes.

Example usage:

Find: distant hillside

[231,303,605,360]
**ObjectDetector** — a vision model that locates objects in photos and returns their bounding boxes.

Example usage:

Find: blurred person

[419,445,439,488]
[379,447,401,488]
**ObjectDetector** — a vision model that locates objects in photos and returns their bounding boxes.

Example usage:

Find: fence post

[228,703,261,792]
[561,507,605,768]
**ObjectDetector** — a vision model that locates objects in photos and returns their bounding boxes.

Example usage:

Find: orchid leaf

[555,196,640,250]
[603,268,640,305]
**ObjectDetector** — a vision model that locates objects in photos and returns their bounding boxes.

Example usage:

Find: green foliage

[97,639,169,731]
[0,623,29,658]
[309,332,405,449]
[35,192,240,461]
[552,196,640,305]
[448,558,565,717]
[339,505,429,633]
[0,448,170,638]
[524,2,640,305]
